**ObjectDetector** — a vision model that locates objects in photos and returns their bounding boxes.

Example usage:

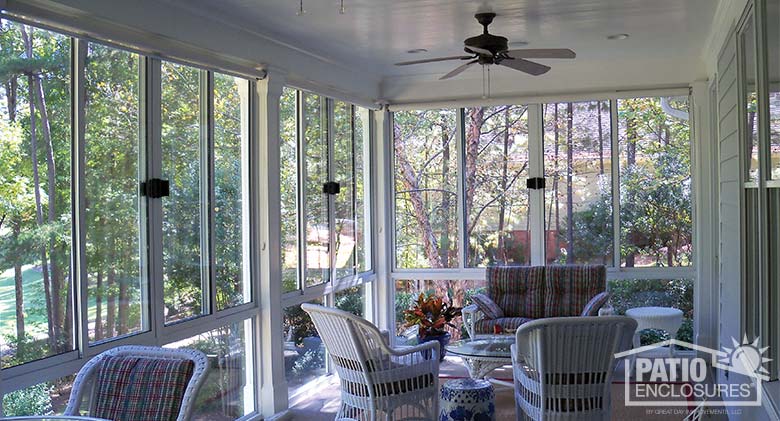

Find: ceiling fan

[395,12,576,80]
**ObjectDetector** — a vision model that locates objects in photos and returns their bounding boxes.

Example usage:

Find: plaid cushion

[93,355,194,421]
[581,292,610,316]
[544,265,606,317]
[471,293,504,319]
[474,317,534,334]
[487,266,545,318]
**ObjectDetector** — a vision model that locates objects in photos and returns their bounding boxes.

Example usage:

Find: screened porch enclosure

[0,0,758,418]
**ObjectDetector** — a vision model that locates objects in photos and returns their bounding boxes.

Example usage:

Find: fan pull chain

[340,0,346,14]
[297,0,306,16]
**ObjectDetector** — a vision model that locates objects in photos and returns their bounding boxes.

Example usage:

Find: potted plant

[403,293,462,361]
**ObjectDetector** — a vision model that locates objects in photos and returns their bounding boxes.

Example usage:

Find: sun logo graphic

[615,336,770,407]
[718,335,771,381]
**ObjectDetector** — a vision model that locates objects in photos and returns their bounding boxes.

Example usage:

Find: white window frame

[1,26,264,421]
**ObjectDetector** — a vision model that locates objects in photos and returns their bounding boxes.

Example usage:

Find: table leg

[629,331,641,377]
[667,328,679,357]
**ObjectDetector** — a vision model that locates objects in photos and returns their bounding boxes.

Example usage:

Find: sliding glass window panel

[302,92,330,287]
[164,319,255,420]
[769,0,780,179]
[465,105,531,267]
[395,280,486,340]
[333,101,356,280]
[393,109,459,269]
[1,374,76,416]
[284,298,326,400]
[618,97,692,267]
[742,15,759,182]
[608,279,693,346]
[335,285,364,317]
[543,101,613,266]
[213,73,250,310]
[84,43,146,343]
[280,88,299,293]
[161,61,205,323]
[0,21,73,368]
[354,107,372,273]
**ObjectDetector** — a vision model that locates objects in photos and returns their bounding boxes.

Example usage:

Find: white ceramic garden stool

[440,378,496,421]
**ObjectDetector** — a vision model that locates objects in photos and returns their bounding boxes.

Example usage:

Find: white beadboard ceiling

[162,0,718,80]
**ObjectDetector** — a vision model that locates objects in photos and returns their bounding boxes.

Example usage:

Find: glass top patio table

[445,335,515,359]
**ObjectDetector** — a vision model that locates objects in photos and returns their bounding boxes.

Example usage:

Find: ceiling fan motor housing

[465,12,509,58]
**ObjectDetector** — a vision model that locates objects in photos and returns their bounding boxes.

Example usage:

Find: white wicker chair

[302,303,440,421]
[511,316,637,421]
[64,345,209,421]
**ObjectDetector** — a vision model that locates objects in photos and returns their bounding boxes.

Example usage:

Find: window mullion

[610,99,621,269]
[327,98,336,290]
[146,57,164,343]
[72,38,88,356]
[528,104,545,265]
[202,70,216,316]
[296,90,307,294]
[456,108,466,269]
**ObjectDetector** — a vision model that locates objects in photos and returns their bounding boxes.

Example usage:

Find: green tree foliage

[0,20,72,367]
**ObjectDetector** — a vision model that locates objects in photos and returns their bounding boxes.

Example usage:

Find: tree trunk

[439,116,451,267]
[394,123,443,268]
[13,223,25,342]
[26,71,55,347]
[106,269,116,338]
[5,77,17,122]
[497,107,510,262]
[95,271,104,340]
[625,102,639,267]
[597,101,604,175]
[465,107,483,223]
[566,103,574,263]
[118,278,129,335]
[32,69,63,348]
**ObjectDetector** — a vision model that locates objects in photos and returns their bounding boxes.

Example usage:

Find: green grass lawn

[0,265,105,342]
[0,265,50,339]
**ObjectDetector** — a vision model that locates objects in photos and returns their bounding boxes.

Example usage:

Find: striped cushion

[487,266,545,318]
[581,292,611,316]
[93,355,194,421]
[543,265,606,317]
[474,317,534,334]
[471,293,504,319]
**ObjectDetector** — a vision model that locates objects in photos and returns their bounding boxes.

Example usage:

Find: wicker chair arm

[388,339,440,359]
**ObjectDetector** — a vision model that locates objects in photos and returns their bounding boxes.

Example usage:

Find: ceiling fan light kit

[395,12,576,85]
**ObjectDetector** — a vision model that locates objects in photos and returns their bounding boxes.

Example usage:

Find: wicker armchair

[65,345,209,421]
[302,303,440,421]
[511,316,637,421]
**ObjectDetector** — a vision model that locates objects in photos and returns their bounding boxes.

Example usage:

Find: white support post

[373,107,394,333]
[256,70,288,416]
[528,104,546,266]
[692,81,718,352]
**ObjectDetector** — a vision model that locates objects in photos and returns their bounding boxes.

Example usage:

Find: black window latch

[322,181,341,195]
[526,177,546,190]
[141,178,170,198]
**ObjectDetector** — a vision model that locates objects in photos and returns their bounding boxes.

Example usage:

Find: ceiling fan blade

[395,55,473,66]
[506,48,576,59]
[440,59,479,80]
[465,46,493,56]
[499,58,551,76]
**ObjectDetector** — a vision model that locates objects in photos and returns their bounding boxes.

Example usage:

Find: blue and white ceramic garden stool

[439,378,495,421]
